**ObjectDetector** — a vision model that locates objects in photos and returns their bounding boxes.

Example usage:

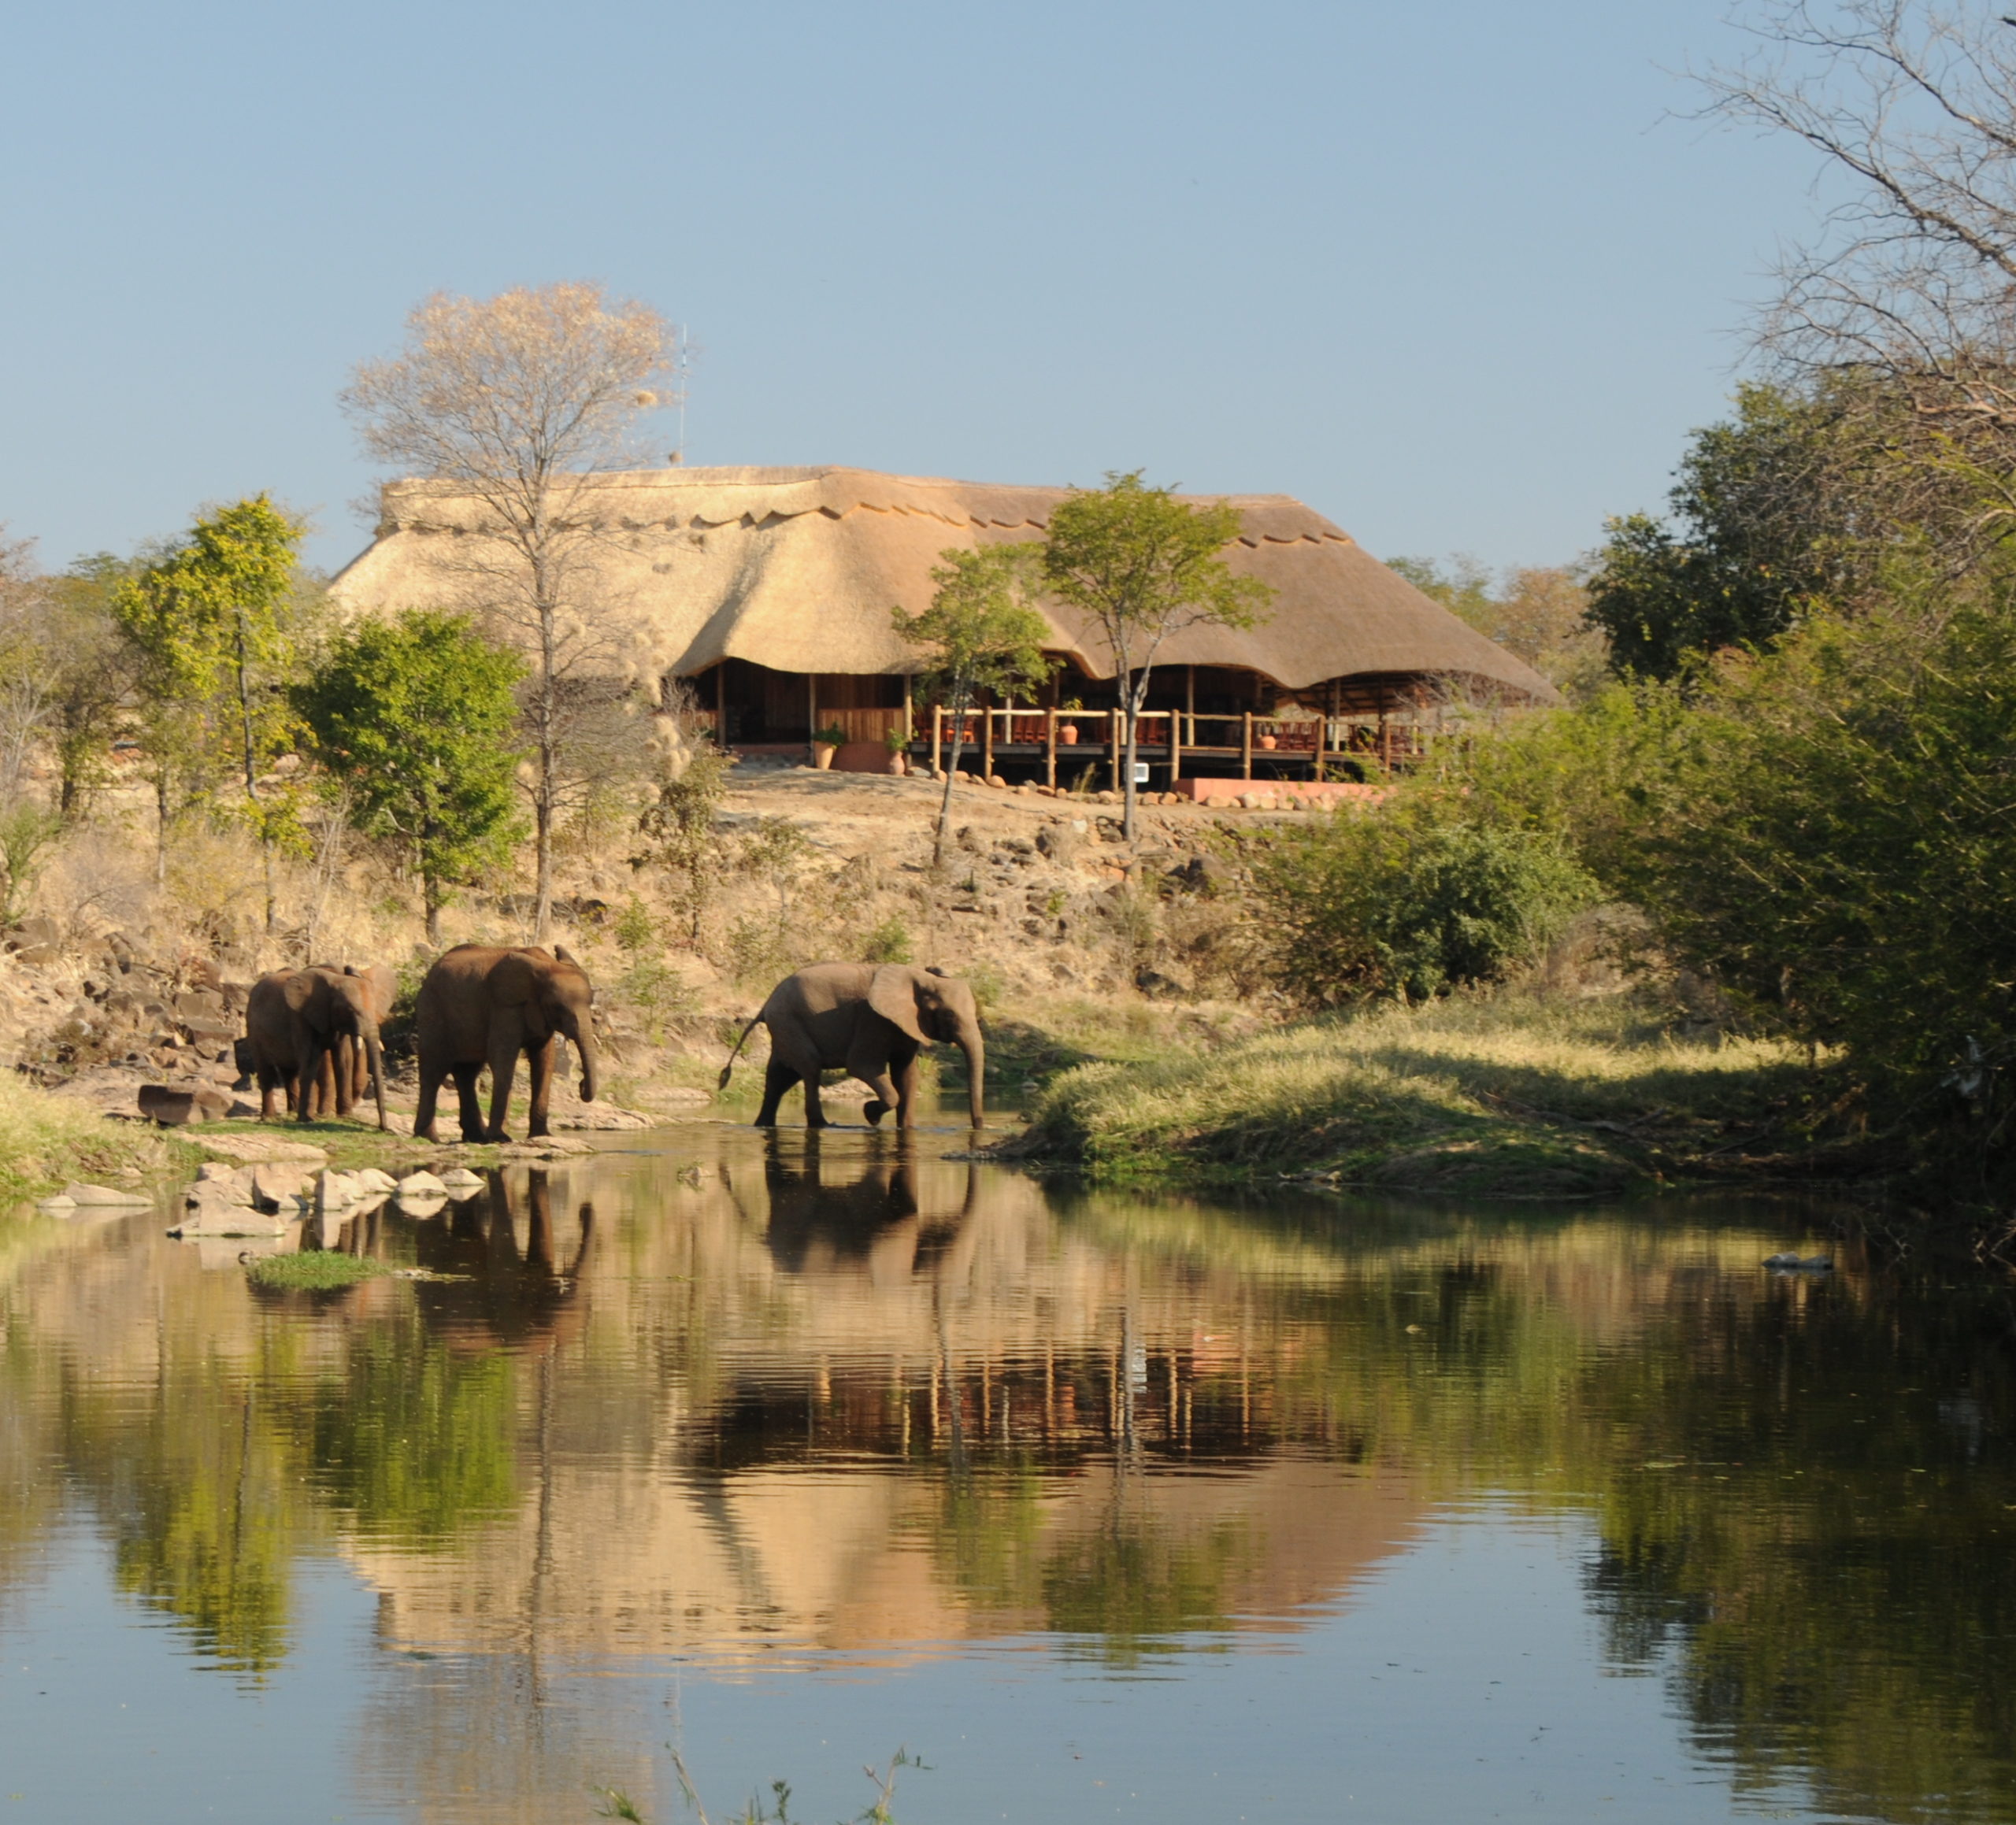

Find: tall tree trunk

[932,683,969,872]
[235,619,276,935]
[1121,666,1147,843]
[532,564,559,944]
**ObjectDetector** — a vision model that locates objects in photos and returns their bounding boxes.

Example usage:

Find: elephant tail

[718,1012,764,1091]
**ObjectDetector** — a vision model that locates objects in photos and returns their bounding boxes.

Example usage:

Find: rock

[395,1169,449,1198]
[35,1194,76,1209]
[551,1105,649,1131]
[60,1183,154,1206]
[250,1164,308,1212]
[315,1170,364,1210]
[194,1135,328,1165]
[138,1083,232,1126]
[354,1167,398,1194]
[187,1172,252,1208]
[195,1161,239,1183]
[172,1183,279,1235]
[438,1167,485,1191]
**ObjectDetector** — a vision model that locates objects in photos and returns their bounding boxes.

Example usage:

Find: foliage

[861,914,913,964]
[292,609,526,943]
[634,742,734,946]
[1248,798,1595,1008]
[1040,472,1273,838]
[1576,378,1984,682]
[892,545,1055,868]
[1388,554,1607,698]
[0,803,62,927]
[1601,587,2016,1129]
[343,282,685,939]
[812,723,849,748]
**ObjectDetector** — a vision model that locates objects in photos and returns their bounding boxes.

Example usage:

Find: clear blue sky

[1,0,1816,579]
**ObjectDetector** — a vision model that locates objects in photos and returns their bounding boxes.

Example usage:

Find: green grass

[243,1252,392,1291]
[0,1072,187,1200]
[1010,990,1844,1198]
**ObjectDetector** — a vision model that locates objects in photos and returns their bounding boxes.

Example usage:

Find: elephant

[719,962,984,1129]
[323,962,397,1112]
[413,944,598,1142]
[243,966,391,1130]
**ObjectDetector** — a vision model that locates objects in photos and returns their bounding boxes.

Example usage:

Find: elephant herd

[242,951,983,1141]
[243,943,599,1142]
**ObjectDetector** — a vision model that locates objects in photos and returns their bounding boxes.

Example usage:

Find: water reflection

[1,1131,2014,1823]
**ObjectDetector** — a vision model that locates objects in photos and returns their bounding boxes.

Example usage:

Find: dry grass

[1014,991,1831,1198]
[0,1071,178,1199]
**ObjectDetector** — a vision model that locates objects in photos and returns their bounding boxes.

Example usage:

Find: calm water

[1,1117,2013,1824]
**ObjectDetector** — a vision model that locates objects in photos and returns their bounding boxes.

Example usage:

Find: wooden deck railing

[924,707,1419,785]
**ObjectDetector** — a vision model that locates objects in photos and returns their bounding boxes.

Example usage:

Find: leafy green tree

[41,555,140,817]
[1040,472,1273,840]
[293,611,525,943]
[1390,554,1608,699]
[893,545,1056,868]
[112,495,309,915]
[1584,384,1862,680]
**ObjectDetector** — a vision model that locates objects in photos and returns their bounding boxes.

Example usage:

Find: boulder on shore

[139,1083,232,1126]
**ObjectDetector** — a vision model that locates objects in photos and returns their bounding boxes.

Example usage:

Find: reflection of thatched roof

[331,465,1558,701]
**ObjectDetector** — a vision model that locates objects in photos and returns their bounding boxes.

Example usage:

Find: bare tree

[1706,1,2016,447]
[342,283,685,939]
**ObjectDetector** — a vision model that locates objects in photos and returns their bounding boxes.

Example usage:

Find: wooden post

[902,674,913,742]
[714,662,727,748]
[1242,712,1253,779]
[807,674,817,764]
[982,696,994,781]
[1380,708,1392,772]
[1046,707,1058,789]
[1109,706,1121,793]
[933,704,943,776]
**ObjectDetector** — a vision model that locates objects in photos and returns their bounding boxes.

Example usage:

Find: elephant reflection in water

[341,1171,595,1348]
[752,1132,980,1283]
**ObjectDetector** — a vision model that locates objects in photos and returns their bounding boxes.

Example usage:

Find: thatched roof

[329,465,1558,702]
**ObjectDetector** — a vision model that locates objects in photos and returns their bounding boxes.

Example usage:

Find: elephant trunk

[361,1020,389,1132]
[959,1020,985,1129]
[565,1009,599,1104]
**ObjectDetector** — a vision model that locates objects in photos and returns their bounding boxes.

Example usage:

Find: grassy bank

[1005,992,1853,1198]
[0,1074,186,1201]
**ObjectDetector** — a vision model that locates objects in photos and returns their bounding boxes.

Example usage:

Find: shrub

[1250,801,1595,1007]
[862,914,914,964]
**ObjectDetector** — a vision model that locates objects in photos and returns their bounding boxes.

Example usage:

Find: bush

[862,914,914,964]
[1250,801,1595,1007]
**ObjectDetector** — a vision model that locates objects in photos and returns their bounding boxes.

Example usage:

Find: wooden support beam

[932,704,943,777]
[1242,711,1253,779]
[714,662,726,747]
[982,696,994,780]
[1046,707,1058,790]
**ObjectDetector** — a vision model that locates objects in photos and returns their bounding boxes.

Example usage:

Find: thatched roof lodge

[331,464,1556,779]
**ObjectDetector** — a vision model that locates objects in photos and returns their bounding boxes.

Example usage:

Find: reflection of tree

[61,1347,315,1676]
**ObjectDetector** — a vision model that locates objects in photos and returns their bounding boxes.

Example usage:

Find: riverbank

[0,1069,187,1200]
[999,991,1864,1198]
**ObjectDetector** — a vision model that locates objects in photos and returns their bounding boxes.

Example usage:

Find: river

[0,1114,2010,1823]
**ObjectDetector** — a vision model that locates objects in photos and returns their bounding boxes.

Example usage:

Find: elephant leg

[258,1064,284,1122]
[484,1038,519,1142]
[859,1068,899,1127]
[754,1061,797,1127]
[451,1064,485,1143]
[525,1037,555,1138]
[294,1038,329,1124]
[330,1036,356,1116]
[414,1062,444,1141]
[891,1049,922,1129]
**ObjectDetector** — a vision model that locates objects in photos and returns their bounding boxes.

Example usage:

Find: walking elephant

[326,963,397,1112]
[719,962,984,1129]
[413,945,598,1142]
[243,966,391,1130]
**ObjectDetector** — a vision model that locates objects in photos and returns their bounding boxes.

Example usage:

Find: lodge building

[329,465,1556,786]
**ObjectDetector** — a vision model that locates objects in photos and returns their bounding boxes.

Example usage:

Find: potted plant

[884,725,910,776]
[1258,730,1279,750]
[811,723,848,769]
[1058,696,1082,745]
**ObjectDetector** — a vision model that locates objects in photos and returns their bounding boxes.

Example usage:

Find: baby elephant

[721,962,984,1129]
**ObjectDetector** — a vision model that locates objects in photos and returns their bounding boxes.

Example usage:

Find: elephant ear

[281,970,320,1013]
[491,953,538,1005]
[868,967,929,1044]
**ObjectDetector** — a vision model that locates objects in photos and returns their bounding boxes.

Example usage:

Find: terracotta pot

[885,753,907,776]
[1258,733,1278,750]
[1058,724,1080,745]
[813,742,837,770]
